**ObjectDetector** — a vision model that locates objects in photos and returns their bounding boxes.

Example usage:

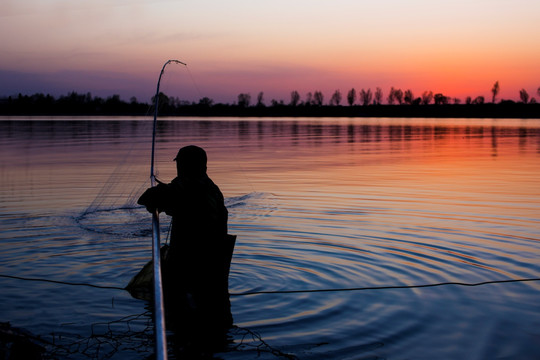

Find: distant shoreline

[1,94,539,118]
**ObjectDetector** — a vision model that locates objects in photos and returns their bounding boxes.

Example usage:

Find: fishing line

[185,65,204,101]
[1,273,538,295]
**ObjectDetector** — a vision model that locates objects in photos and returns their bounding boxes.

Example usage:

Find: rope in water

[1,273,539,295]
[0,274,125,291]
[229,277,540,296]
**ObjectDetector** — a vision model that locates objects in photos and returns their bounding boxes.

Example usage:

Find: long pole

[150,59,187,360]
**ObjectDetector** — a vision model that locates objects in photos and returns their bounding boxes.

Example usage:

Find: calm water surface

[1,117,539,359]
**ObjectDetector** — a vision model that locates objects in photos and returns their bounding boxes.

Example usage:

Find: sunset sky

[1,0,539,104]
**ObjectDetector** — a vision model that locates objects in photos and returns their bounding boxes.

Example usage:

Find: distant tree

[130,96,138,104]
[433,93,449,105]
[198,97,214,106]
[465,96,472,105]
[359,88,373,106]
[421,91,433,105]
[374,87,383,105]
[347,88,357,106]
[305,92,313,105]
[152,92,169,107]
[519,89,529,104]
[404,89,414,105]
[537,86,540,98]
[393,88,404,104]
[103,94,125,113]
[387,87,396,105]
[256,92,265,106]
[313,91,324,106]
[472,96,485,105]
[169,96,182,107]
[290,90,300,106]
[453,98,461,104]
[491,81,500,103]
[330,90,342,106]
[238,93,251,107]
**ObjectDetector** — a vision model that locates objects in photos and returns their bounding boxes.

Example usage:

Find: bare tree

[256,92,265,106]
[374,87,383,105]
[404,89,414,105]
[519,89,529,104]
[290,90,300,106]
[305,92,313,105]
[152,92,170,107]
[347,88,357,106]
[238,93,251,107]
[387,87,396,105]
[168,96,178,107]
[491,81,500,103]
[313,91,324,106]
[330,90,342,106]
[359,88,373,106]
[421,91,433,105]
[198,97,214,107]
[394,89,404,104]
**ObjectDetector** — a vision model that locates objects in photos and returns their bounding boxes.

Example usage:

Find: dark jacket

[137,174,229,293]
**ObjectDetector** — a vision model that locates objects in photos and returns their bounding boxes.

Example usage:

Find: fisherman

[137,145,233,339]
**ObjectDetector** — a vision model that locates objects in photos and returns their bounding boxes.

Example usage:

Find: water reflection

[2,118,539,150]
[1,117,540,359]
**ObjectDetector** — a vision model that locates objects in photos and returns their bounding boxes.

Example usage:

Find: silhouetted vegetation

[492,81,500,103]
[1,84,539,118]
[290,90,301,107]
[346,88,356,106]
[0,92,148,116]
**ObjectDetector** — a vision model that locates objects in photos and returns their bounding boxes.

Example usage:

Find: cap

[174,145,207,174]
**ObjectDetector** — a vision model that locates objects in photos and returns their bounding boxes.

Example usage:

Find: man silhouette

[137,145,234,346]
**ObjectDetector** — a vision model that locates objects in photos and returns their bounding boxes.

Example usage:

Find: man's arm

[137,183,172,213]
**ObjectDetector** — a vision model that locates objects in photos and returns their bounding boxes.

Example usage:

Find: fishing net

[75,146,156,238]
[75,61,194,238]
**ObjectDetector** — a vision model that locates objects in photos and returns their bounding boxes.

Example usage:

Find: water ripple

[2,118,540,359]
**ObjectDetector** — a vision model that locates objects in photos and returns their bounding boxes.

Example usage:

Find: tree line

[236,82,539,107]
[1,82,539,117]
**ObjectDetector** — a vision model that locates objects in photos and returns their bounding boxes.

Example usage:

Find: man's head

[174,145,207,177]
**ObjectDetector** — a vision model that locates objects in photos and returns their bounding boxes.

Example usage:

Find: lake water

[1,117,539,359]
